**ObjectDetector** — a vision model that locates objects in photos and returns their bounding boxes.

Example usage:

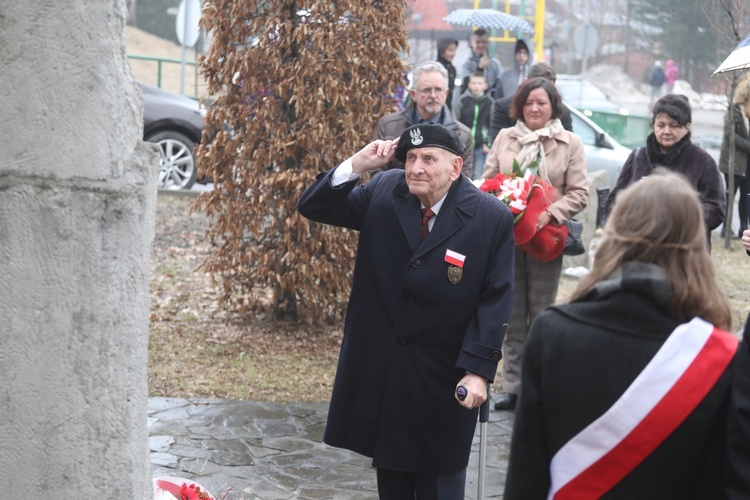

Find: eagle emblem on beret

[410,128,424,146]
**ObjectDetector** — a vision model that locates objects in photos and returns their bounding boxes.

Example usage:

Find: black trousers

[376,467,467,500]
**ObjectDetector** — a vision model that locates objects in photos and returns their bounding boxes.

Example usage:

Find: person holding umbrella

[719,72,750,239]
[461,28,503,97]
[444,9,534,99]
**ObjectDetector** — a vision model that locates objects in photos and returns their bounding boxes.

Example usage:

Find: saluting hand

[351,138,400,174]
[455,373,488,410]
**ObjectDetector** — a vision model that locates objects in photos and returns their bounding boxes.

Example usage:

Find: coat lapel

[417,176,481,258]
[392,175,481,256]
[392,181,423,252]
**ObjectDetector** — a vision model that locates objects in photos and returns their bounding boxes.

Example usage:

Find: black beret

[395,123,462,163]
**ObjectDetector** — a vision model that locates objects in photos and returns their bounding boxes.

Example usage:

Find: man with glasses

[374,61,474,177]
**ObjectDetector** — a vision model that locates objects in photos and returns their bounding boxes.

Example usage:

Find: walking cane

[456,383,491,500]
[456,324,506,500]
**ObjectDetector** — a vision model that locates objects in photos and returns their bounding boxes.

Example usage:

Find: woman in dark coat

[437,37,458,111]
[719,72,750,238]
[506,171,738,499]
[606,94,726,247]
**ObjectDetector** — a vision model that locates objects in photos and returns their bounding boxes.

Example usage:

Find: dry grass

[148,192,341,403]
[149,192,750,402]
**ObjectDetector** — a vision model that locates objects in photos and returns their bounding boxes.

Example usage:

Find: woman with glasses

[606,94,726,247]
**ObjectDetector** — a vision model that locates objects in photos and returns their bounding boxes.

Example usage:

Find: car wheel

[147,130,198,190]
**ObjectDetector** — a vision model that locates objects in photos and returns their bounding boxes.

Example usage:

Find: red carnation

[180,482,211,500]
[480,161,566,260]
[479,177,501,193]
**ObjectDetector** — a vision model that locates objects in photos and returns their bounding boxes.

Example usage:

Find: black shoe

[493,392,518,411]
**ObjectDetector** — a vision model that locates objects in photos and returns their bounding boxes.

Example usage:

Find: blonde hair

[569,170,732,330]
[733,72,750,105]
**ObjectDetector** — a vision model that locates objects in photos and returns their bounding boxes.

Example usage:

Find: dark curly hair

[651,94,692,126]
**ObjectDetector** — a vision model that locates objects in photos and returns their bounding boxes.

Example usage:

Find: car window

[557,79,608,102]
[570,112,598,147]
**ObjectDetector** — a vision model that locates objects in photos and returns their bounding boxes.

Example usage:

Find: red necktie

[421,208,435,240]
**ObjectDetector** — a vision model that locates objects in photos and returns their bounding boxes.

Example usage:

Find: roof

[408,0,453,31]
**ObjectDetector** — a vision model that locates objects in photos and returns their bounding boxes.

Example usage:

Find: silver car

[141,83,206,190]
[556,75,630,116]
[567,105,631,188]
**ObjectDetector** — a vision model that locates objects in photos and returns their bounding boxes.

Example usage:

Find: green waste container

[587,111,650,149]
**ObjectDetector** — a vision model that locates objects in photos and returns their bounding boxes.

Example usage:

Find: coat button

[413,260,422,268]
[398,337,407,346]
[407,297,415,305]
[491,351,501,361]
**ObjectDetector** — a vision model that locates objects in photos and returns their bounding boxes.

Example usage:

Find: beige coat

[481,126,589,224]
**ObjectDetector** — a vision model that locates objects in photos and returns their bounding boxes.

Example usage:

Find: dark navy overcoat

[298,169,514,475]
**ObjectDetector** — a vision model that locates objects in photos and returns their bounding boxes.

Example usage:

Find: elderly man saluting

[298,123,515,499]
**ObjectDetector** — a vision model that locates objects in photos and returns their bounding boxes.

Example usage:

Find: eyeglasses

[415,87,446,96]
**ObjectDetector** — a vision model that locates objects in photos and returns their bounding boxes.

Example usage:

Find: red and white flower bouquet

[475,159,568,261]
[153,477,215,500]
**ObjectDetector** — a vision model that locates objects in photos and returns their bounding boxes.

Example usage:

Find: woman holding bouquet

[481,77,588,410]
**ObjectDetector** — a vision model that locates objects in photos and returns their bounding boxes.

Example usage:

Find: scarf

[578,262,672,309]
[646,131,692,168]
[514,118,564,180]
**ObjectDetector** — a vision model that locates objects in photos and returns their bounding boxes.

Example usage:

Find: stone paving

[149,397,515,499]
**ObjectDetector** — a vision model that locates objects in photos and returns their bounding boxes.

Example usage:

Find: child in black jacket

[454,71,493,179]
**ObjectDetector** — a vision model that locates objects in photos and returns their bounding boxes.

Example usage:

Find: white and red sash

[548,317,738,500]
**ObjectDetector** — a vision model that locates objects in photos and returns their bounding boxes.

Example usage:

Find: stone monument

[0,1,156,496]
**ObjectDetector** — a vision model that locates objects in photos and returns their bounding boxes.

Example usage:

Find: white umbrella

[443,8,534,34]
[713,32,750,75]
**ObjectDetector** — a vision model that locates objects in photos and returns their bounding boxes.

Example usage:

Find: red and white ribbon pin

[444,249,466,268]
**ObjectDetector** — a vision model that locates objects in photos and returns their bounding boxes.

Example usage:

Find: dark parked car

[140,82,205,190]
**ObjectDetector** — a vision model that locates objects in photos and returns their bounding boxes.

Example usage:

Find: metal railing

[127,54,202,99]
[587,110,651,149]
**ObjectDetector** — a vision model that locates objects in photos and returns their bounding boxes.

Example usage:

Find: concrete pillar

[0,1,156,497]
